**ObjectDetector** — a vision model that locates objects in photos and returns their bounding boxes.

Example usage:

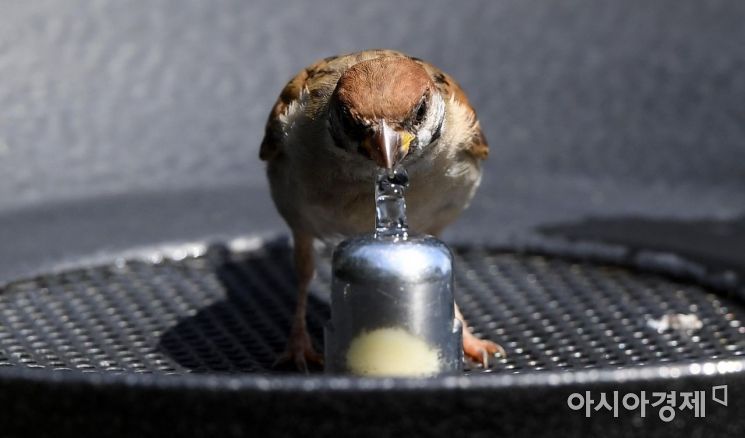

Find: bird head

[329,57,445,169]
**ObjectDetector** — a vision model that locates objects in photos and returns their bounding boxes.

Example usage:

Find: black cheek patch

[328,116,351,151]
[431,122,442,143]
[357,144,371,159]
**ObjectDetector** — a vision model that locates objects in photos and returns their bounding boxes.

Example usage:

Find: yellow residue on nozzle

[346,327,440,377]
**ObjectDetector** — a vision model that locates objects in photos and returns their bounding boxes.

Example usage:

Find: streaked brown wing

[259,64,313,161]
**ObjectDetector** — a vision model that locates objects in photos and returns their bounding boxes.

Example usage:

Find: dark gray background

[1,0,744,283]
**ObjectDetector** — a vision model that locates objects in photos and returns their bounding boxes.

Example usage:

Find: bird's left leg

[456,303,506,367]
[429,228,505,367]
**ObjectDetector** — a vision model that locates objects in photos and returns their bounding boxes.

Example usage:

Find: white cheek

[417,94,446,148]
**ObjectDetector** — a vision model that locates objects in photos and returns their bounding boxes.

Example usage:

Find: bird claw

[273,331,324,373]
[463,336,506,369]
[272,350,323,373]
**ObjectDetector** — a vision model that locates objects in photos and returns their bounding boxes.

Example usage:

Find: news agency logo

[567,385,727,421]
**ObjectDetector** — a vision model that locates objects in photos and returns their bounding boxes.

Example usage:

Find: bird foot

[273,328,324,373]
[463,332,506,369]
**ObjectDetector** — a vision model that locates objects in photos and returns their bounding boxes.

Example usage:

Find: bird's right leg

[274,231,324,371]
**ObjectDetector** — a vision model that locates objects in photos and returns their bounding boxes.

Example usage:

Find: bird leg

[456,303,506,368]
[428,228,505,368]
[274,232,324,371]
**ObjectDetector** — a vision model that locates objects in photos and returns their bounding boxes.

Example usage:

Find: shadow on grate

[0,239,743,375]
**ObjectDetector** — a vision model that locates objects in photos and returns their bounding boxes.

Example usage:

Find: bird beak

[364,120,414,169]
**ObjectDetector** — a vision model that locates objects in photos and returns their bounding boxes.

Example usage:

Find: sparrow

[259,49,504,370]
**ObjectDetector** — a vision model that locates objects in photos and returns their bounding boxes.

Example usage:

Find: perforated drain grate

[0,240,743,374]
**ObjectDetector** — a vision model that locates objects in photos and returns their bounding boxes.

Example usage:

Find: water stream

[374,166,409,238]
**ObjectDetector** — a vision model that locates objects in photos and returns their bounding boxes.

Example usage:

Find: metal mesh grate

[0,240,743,375]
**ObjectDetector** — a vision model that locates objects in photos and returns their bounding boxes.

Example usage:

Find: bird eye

[339,107,365,140]
[414,99,427,124]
